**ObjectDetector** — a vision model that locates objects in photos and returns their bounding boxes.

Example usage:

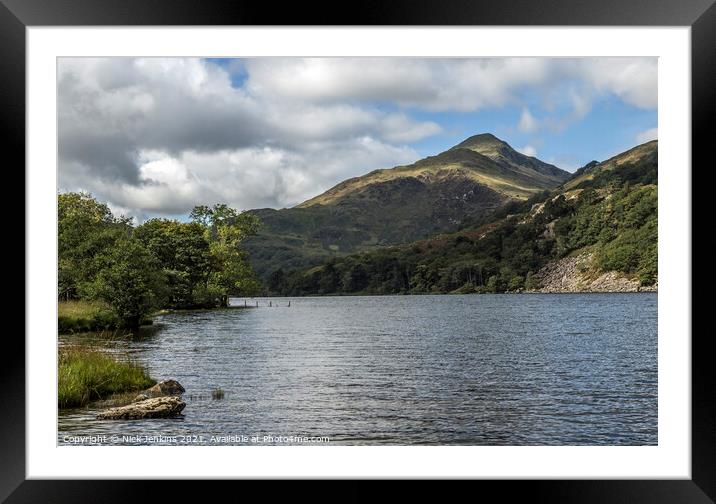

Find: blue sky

[405,95,657,170]
[58,57,657,219]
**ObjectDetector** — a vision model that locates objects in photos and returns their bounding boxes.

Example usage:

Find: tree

[190,203,262,305]
[267,268,288,294]
[135,219,212,308]
[485,275,505,293]
[190,203,260,236]
[91,238,166,330]
[318,261,340,294]
[508,275,525,292]
[58,193,267,321]
[58,192,131,300]
[341,261,369,292]
[524,271,539,291]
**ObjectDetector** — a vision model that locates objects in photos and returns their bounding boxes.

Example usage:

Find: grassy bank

[58,300,152,334]
[58,300,119,334]
[58,346,155,408]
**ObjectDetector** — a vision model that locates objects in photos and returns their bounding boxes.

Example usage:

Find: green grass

[58,300,119,334]
[58,300,152,334]
[58,346,155,408]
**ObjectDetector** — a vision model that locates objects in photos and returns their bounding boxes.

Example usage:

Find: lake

[58,293,657,445]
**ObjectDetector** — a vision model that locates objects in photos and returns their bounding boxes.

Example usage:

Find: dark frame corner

[6,0,712,501]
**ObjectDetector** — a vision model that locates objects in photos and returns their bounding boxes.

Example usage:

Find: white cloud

[245,57,657,113]
[379,114,442,143]
[578,58,657,109]
[518,108,539,133]
[518,145,538,157]
[245,58,555,112]
[540,85,596,133]
[58,56,657,218]
[58,58,433,216]
[62,140,420,217]
[635,127,658,144]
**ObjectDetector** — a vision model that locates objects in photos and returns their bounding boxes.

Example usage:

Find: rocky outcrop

[96,379,187,420]
[532,252,657,293]
[134,379,185,402]
[96,396,186,420]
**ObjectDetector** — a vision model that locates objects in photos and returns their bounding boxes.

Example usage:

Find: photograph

[56,56,659,447]
[5,0,710,495]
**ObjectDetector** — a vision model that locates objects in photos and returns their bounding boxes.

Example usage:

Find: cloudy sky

[58,57,657,220]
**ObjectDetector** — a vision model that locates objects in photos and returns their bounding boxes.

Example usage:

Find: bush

[636,243,658,286]
[596,239,640,273]
[191,284,225,308]
[524,271,540,291]
[508,275,525,291]
[452,282,476,294]
[485,275,505,293]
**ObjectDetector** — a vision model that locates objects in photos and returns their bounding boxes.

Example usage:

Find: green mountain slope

[244,134,571,280]
[563,140,657,190]
[267,140,657,295]
[450,133,569,185]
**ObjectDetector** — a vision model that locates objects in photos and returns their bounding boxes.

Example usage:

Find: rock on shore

[532,252,657,293]
[96,396,186,420]
[134,379,185,401]
[96,379,187,420]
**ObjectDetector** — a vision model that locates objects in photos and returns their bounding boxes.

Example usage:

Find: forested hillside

[265,141,657,295]
[244,134,570,281]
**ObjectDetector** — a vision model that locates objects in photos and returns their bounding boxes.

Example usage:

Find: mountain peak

[297,133,571,210]
[451,133,507,151]
[450,133,569,181]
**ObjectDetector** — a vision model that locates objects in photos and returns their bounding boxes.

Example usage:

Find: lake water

[58,293,657,446]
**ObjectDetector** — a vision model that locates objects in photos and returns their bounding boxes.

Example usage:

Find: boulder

[97,396,186,420]
[134,379,185,402]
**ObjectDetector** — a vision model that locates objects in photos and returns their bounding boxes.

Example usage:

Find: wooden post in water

[244,300,247,307]
[288,300,291,307]
[269,301,272,307]
[256,301,258,307]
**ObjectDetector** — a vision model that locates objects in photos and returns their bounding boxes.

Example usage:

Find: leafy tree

[508,275,525,291]
[90,238,166,329]
[135,219,212,308]
[58,192,131,300]
[341,261,369,292]
[267,268,288,293]
[191,203,262,305]
[318,261,340,294]
[524,271,539,290]
[58,193,268,326]
[485,275,504,293]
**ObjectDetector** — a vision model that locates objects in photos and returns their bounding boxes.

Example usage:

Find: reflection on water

[58,293,657,446]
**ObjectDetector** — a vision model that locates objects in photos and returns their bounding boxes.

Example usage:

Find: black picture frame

[5,0,712,501]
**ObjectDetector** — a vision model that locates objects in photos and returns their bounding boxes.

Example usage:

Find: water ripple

[58,293,657,446]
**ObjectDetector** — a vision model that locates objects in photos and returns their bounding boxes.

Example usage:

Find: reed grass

[58,346,155,408]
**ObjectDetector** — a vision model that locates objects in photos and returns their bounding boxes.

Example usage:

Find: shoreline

[245,290,657,299]
[152,305,255,316]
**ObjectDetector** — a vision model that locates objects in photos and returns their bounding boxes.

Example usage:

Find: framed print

[6,0,713,500]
